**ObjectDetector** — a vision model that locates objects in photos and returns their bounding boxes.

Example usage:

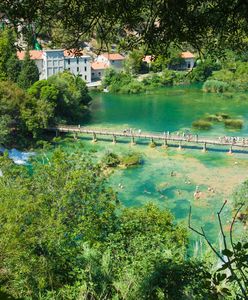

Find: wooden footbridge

[48,125,248,154]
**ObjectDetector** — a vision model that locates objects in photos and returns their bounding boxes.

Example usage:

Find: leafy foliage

[0,150,117,298]
[0,150,217,300]
[3,0,248,55]
[17,50,39,89]
[0,72,91,146]
[0,81,28,146]
[203,80,230,93]
[102,152,120,167]
[190,59,221,82]
[0,28,18,81]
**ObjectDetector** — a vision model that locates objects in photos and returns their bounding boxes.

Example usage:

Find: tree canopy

[0,149,222,300]
[1,0,248,55]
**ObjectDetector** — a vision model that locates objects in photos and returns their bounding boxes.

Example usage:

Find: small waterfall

[193,240,199,257]
[0,148,35,165]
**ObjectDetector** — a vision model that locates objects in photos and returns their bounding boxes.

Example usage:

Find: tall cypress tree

[6,54,21,82]
[17,50,39,89]
[0,28,17,80]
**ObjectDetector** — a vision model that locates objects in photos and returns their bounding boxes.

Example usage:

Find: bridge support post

[149,137,156,148]
[228,144,233,155]
[55,130,59,137]
[73,132,78,140]
[92,132,97,143]
[131,135,135,145]
[112,135,116,144]
[178,140,182,150]
[163,138,168,148]
[202,142,207,152]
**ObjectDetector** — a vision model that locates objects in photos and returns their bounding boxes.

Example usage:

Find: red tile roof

[17,50,43,60]
[101,53,125,61]
[91,62,109,70]
[181,51,195,59]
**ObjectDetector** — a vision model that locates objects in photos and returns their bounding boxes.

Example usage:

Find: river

[63,85,248,251]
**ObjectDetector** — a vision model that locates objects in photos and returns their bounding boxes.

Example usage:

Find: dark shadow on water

[69,135,248,155]
[171,199,190,219]
[139,181,157,194]
[162,186,177,198]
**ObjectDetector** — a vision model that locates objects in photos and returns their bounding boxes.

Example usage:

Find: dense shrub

[103,69,175,94]
[102,152,120,167]
[203,61,248,93]
[189,59,221,82]
[203,80,230,93]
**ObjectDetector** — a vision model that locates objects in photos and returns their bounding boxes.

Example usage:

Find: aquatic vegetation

[224,119,244,129]
[215,112,231,119]
[120,151,143,167]
[204,114,222,122]
[204,112,231,122]
[192,119,212,130]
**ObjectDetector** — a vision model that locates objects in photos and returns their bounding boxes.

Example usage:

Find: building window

[84,59,87,64]
[92,72,95,76]
[68,67,70,71]
[77,58,79,64]
[85,75,87,80]
[68,59,70,65]
[77,67,79,72]
[84,66,87,71]
[98,72,101,76]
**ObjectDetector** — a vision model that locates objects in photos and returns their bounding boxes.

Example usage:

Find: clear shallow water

[75,85,248,250]
[88,85,248,136]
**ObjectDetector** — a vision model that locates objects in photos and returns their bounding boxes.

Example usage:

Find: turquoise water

[88,86,248,136]
[71,86,248,249]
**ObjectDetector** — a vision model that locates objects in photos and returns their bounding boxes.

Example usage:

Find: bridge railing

[49,125,248,146]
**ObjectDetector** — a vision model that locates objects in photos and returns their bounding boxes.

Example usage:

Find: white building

[42,50,64,79]
[95,53,125,71]
[64,50,91,82]
[181,51,195,69]
[91,61,109,81]
[17,49,91,82]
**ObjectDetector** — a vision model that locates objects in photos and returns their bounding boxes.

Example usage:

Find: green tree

[2,0,248,54]
[0,28,17,80]
[0,81,27,146]
[0,149,117,298]
[47,72,91,122]
[190,59,222,83]
[124,49,144,74]
[150,55,169,72]
[6,53,21,82]
[17,50,39,89]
